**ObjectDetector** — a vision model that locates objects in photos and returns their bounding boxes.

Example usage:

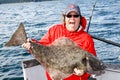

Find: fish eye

[82,58,87,66]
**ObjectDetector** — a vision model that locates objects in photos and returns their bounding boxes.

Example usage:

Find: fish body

[5,23,106,80]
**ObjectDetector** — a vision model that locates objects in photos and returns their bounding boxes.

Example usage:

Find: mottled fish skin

[30,38,87,79]
[5,23,106,80]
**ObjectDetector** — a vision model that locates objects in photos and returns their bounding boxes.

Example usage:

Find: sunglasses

[66,15,80,18]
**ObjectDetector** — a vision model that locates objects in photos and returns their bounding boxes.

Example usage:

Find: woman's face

[65,11,80,32]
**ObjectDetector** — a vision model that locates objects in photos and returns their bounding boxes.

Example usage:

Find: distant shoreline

[0,0,54,4]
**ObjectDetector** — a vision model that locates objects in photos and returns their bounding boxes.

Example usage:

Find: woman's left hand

[74,68,85,76]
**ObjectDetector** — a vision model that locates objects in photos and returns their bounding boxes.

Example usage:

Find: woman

[22,4,96,80]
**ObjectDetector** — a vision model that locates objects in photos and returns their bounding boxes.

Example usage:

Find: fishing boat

[22,59,120,80]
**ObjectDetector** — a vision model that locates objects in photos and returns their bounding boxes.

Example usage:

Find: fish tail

[5,22,27,46]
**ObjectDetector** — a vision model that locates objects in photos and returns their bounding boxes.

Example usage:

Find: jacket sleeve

[82,36,96,56]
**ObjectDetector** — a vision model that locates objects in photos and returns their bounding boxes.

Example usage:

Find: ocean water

[0,0,120,80]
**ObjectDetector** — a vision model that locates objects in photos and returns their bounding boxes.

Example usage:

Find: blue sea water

[0,0,120,80]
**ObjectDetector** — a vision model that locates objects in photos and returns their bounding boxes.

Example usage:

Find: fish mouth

[86,55,106,76]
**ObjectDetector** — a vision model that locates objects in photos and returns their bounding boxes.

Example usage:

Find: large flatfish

[5,23,106,80]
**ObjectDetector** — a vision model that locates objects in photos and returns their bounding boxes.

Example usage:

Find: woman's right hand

[22,38,31,50]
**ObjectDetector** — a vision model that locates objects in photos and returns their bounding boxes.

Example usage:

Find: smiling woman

[62,4,87,32]
[22,3,97,80]
[63,4,81,32]
[65,12,81,32]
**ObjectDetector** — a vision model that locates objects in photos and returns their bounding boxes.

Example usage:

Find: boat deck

[22,59,120,80]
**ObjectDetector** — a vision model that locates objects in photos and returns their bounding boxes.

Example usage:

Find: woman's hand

[22,38,31,50]
[74,68,85,76]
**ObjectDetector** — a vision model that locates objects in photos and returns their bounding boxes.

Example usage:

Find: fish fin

[5,22,27,46]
